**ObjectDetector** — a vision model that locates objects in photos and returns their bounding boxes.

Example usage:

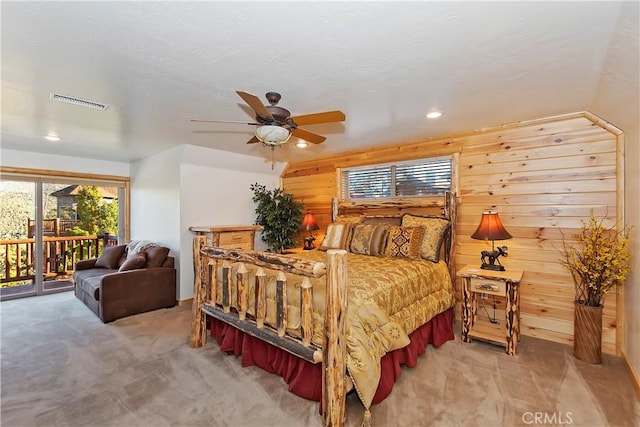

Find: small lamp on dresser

[471,210,512,271]
[301,212,320,250]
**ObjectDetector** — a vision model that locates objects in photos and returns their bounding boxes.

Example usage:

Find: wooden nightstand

[189,225,263,250]
[457,264,524,355]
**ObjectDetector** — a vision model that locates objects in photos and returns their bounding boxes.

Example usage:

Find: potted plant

[250,183,304,254]
[559,213,631,363]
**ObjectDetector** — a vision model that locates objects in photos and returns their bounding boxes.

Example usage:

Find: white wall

[178,145,284,300]
[129,146,183,297]
[129,144,284,301]
[590,1,640,383]
[0,148,130,176]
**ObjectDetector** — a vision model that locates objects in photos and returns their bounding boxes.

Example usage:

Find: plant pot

[573,301,603,364]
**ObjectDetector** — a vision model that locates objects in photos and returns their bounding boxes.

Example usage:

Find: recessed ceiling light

[44,134,61,142]
[426,111,443,119]
[296,140,308,148]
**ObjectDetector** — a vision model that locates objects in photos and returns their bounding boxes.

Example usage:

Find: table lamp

[301,212,320,250]
[471,210,512,271]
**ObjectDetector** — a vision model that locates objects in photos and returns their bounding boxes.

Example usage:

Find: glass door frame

[0,168,130,301]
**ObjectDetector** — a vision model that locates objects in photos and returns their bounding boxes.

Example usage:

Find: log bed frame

[189,192,457,427]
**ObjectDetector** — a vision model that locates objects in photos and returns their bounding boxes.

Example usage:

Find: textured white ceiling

[1,2,635,164]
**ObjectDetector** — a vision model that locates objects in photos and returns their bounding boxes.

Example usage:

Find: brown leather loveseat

[73,242,176,323]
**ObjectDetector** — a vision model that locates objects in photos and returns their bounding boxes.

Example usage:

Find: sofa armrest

[99,268,177,322]
[75,259,98,270]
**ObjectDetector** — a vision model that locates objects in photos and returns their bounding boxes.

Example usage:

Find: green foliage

[99,200,118,235]
[0,191,34,239]
[75,186,118,236]
[250,183,304,253]
[66,226,90,236]
[76,186,102,234]
[560,213,631,307]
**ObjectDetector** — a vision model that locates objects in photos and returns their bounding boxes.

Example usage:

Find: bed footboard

[189,235,349,427]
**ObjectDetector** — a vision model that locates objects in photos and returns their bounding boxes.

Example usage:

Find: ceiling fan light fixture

[255,125,291,146]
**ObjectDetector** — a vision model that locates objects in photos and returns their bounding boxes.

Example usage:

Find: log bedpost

[323,249,348,427]
[444,191,457,291]
[276,271,288,337]
[222,261,231,313]
[189,235,208,348]
[255,267,267,329]
[237,263,249,320]
[300,277,313,347]
[209,259,217,306]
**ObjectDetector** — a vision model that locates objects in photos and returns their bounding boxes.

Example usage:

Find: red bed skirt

[208,307,454,405]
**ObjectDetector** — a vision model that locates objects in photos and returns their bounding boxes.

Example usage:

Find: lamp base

[303,236,316,250]
[481,264,505,272]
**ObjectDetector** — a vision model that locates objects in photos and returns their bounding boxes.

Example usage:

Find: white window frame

[339,155,453,202]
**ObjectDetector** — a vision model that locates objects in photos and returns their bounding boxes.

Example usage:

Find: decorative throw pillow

[118,253,147,272]
[145,246,170,268]
[126,240,158,258]
[384,226,425,260]
[401,214,450,262]
[334,215,363,249]
[349,224,389,256]
[319,223,348,251]
[95,245,127,269]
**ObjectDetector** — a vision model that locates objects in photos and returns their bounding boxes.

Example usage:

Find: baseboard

[621,349,640,399]
[177,298,193,307]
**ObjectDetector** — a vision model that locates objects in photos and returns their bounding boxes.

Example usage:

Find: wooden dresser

[188,225,263,250]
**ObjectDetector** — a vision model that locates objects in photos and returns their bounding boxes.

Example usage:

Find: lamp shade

[301,212,320,231]
[471,211,512,241]
[255,125,291,146]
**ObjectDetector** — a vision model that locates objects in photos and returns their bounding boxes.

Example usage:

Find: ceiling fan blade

[291,110,346,126]
[191,119,259,125]
[246,135,260,144]
[291,127,326,144]
[236,90,274,120]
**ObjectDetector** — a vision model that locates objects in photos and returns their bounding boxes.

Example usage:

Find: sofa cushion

[126,240,158,258]
[95,245,126,269]
[145,246,170,268]
[119,253,147,272]
[74,268,116,301]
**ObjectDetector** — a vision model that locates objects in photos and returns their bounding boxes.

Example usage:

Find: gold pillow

[384,226,425,260]
[319,223,348,251]
[349,224,389,256]
[335,215,363,249]
[401,214,450,262]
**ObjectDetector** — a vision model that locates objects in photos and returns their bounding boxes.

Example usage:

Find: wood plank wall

[282,112,622,354]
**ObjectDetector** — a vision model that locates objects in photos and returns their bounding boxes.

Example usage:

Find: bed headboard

[331,192,458,284]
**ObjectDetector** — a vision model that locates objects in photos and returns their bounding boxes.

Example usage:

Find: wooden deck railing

[0,235,117,284]
[27,218,80,237]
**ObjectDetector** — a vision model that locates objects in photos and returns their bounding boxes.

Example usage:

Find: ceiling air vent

[49,92,109,110]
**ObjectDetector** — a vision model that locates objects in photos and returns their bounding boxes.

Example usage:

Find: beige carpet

[1,292,638,427]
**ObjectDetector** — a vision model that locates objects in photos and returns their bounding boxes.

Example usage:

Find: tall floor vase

[573,301,603,364]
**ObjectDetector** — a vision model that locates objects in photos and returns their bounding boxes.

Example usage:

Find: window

[340,156,452,201]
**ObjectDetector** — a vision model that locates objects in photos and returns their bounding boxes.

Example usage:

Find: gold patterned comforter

[213,250,455,409]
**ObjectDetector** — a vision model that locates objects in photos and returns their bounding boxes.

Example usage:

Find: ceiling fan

[191,90,346,147]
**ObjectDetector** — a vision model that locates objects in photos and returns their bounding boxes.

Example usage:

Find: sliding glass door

[0,176,126,300]
[0,180,37,298]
